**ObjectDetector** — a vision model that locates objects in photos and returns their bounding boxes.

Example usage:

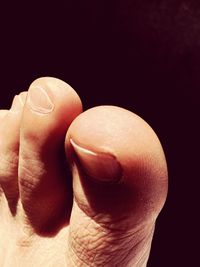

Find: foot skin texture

[0,77,168,267]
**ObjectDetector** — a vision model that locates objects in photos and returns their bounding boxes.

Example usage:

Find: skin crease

[2,0,198,266]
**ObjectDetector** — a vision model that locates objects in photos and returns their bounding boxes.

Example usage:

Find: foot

[0,77,168,267]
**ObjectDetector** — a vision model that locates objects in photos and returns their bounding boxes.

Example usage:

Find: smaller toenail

[27,86,54,114]
[19,92,27,105]
[10,95,23,113]
[70,139,123,183]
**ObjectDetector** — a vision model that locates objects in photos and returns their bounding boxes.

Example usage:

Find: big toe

[65,106,168,266]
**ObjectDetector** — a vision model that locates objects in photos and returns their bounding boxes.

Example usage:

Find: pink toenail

[70,139,123,183]
[27,86,54,114]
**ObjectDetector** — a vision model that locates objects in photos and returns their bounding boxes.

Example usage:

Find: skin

[0,77,168,266]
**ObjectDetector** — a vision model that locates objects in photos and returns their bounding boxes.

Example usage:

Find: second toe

[19,77,82,235]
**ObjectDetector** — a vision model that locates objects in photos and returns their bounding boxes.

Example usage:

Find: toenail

[10,95,23,113]
[70,139,123,183]
[19,92,27,105]
[27,86,54,114]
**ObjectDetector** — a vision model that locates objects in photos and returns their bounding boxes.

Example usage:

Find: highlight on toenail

[27,86,54,114]
[70,139,123,182]
[19,92,27,105]
[10,95,23,113]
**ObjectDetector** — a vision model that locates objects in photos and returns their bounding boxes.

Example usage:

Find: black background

[0,1,198,266]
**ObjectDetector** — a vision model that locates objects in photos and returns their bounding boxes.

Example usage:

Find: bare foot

[0,77,168,266]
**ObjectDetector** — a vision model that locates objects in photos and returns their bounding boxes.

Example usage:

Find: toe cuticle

[70,138,123,183]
